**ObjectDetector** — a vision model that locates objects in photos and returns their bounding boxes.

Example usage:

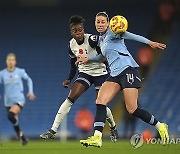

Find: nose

[98,24,103,27]
[76,32,81,37]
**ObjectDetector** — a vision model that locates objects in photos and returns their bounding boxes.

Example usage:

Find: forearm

[122,31,150,44]
[27,78,33,93]
[68,58,77,81]
[89,54,102,62]
[68,67,76,81]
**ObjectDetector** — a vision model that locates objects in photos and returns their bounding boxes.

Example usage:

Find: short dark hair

[7,53,16,60]
[69,15,85,28]
[96,11,109,22]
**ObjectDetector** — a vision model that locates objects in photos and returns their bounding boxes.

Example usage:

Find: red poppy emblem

[79,49,84,54]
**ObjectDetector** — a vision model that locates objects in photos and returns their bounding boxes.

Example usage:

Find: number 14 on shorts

[126,73,134,84]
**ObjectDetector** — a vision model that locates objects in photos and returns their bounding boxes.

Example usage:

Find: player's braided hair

[96,11,109,22]
[69,15,85,28]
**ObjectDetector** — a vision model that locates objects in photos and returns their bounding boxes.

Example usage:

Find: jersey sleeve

[21,69,29,80]
[88,35,102,61]
[67,58,77,81]
[68,44,76,59]
[67,44,77,81]
[21,69,34,93]
[121,31,150,44]
[89,54,102,61]
[88,35,99,48]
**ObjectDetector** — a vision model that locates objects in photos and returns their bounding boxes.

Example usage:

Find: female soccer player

[40,15,118,142]
[0,53,36,145]
[79,12,169,147]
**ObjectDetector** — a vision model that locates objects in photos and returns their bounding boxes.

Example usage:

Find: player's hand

[27,93,36,101]
[148,41,166,50]
[63,80,71,88]
[75,56,89,65]
[101,56,106,63]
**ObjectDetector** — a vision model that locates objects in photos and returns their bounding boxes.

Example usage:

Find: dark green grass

[0,140,179,154]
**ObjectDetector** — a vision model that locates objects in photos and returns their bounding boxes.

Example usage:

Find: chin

[99,30,105,34]
[79,39,83,42]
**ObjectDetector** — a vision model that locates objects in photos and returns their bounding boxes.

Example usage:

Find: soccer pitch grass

[0,140,179,154]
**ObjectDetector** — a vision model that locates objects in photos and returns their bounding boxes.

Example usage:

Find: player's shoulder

[16,67,25,72]
[107,28,116,37]
[84,33,91,38]
[107,28,124,39]
[85,33,99,48]
[0,68,7,74]
[69,38,77,48]
[86,33,99,41]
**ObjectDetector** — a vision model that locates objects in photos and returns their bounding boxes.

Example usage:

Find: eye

[72,29,77,33]
[78,28,83,32]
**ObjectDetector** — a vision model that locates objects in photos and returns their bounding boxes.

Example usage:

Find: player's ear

[70,29,73,37]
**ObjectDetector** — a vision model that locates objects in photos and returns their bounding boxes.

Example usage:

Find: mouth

[97,27,103,31]
[77,38,83,41]
[76,36,82,40]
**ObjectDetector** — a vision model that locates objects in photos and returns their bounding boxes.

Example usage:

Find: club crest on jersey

[79,49,84,54]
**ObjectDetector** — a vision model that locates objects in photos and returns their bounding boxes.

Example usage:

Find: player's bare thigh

[96,81,121,105]
[123,88,138,114]
[9,104,21,115]
[68,82,86,101]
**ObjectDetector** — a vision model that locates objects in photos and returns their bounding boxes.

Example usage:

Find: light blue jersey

[0,67,33,107]
[99,28,150,77]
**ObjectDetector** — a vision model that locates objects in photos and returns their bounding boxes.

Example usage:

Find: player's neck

[100,29,107,36]
[76,37,84,45]
[7,67,15,72]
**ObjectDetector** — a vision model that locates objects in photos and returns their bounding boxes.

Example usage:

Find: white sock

[155,121,162,129]
[94,130,102,137]
[51,98,73,132]
[106,107,116,128]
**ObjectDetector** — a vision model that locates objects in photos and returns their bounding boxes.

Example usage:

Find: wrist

[86,57,89,61]
[67,79,71,82]
[89,55,101,61]
[147,40,152,45]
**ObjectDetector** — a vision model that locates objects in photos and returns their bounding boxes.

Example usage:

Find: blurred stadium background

[0,0,179,141]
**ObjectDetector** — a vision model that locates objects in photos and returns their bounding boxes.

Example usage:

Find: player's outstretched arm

[75,54,105,65]
[121,31,166,50]
[147,41,166,50]
[121,31,150,44]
